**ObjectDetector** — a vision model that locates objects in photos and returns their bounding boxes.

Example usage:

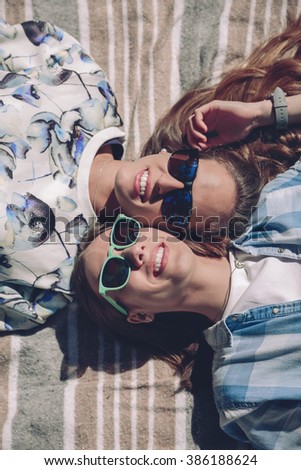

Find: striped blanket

[1,0,300,451]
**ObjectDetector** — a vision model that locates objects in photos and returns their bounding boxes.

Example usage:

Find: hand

[186,100,265,149]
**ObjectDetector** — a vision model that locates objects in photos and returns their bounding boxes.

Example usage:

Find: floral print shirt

[0,19,124,331]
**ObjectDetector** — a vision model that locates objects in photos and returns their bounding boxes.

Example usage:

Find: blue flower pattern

[0,19,123,331]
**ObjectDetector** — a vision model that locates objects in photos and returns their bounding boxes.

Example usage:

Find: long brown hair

[141,16,301,184]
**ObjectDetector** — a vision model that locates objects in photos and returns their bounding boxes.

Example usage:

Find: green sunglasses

[98,214,142,316]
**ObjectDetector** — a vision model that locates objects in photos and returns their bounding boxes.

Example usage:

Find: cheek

[114,168,133,201]
[115,274,146,310]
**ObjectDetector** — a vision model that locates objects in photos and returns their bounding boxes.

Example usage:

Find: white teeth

[154,246,164,272]
[140,170,148,196]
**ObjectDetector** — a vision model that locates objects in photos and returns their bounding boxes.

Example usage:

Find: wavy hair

[141,16,301,185]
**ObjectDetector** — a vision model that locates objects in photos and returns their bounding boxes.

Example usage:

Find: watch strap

[266,87,288,129]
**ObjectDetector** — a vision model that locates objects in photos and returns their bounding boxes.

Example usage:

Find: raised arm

[186,94,301,149]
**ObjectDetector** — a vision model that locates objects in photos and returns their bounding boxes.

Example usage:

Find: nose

[117,243,145,268]
[156,173,184,196]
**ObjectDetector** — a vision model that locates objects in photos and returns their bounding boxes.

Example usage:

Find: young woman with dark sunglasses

[75,154,301,450]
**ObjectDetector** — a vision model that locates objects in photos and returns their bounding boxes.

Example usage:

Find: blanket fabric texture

[1,0,299,451]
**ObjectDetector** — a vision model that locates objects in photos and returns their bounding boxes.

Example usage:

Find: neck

[181,255,231,323]
[89,145,126,216]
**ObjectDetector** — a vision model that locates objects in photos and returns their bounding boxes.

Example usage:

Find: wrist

[253,100,274,129]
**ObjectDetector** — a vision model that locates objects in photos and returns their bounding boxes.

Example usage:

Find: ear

[126,311,155,324]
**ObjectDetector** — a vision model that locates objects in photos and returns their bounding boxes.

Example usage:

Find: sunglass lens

[162,189,192,226]
[112,218,140,246]
[168,151,198,183]
[102,258,129,288]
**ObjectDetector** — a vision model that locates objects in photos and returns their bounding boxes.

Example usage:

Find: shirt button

[272,307,279,314]
[232,314,238,321]
[235,260,245,268]
[278,248,285,253]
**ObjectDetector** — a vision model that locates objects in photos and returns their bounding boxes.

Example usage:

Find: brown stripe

[102,339,120,449]
[5,0,25,24]
[88,0,109,74]
[75,367,98,449]
[110,2,126,120]
[0,336,11,449]
[152,1,176,121]
[133,1,177,159]
[153,361,176,449]
[224,0,250,72]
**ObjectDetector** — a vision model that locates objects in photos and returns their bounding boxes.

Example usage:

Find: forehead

[190,159,236,223]
[84,228,111,277]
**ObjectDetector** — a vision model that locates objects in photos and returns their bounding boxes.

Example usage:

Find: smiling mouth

[139,169,149,198]
[154,245,164,273]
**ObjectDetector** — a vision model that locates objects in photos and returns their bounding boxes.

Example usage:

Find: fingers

[193,108,208,131]
[186,114,208,148]
[186,135,208,150]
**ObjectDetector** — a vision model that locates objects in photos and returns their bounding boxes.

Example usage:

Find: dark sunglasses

[98,214,141,316]
[161,149,200,228]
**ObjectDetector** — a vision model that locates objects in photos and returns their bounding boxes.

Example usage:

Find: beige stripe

[153,360,176,449]
[263,0,273,39]
[127,0,177,159]
[223,0,259,74]
[211,0,233,84]
[98,0,129,153]
[63,307,78,450]
[130,349,138,449]
[147,0,159,136]
[0,0,6,20]
[88,0,109,72]
[73,318,101,449]
[147,359,155,449]
[135,354,152,449]
[77,0,90,53]
[102,337,119,449]
[24,0,33,19]
[106,0,116,88]
[5,0,25,24]
[113,340,121,448]
[125,0,144,159]
[121,0,130,150]
[0,336,11,449]
[244,0,257,58]
[74,328,110,450]
[152,0,176,127]
[175,379,187,449]
[132,0,143,155]
[96,332,106,449]
[1,335,21,450]
[170,0,184,103]
[75,367,98,449]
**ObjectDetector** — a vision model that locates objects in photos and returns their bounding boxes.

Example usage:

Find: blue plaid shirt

[204,158,301,450]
